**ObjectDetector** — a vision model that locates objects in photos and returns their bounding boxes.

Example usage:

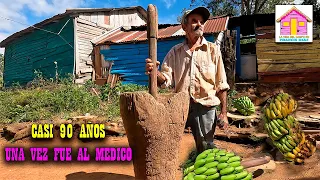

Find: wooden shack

[0,6,147,87]
[256,26,320,83]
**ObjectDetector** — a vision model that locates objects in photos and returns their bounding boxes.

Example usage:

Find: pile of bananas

[264,92,297,120]
[233,96,255,116]
[263,92,316,164]
[183,148,252,180]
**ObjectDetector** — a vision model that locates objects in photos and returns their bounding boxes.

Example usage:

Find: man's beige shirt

[160,37,230,107]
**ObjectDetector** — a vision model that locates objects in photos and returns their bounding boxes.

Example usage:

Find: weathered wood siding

[75,17,109,84]
[4,17,74,86]
[100,36,214,85]
[75,9,146,84]
[78,9,146,27]
[256,26,320,82]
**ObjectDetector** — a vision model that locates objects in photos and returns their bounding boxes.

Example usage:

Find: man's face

[183,13,205,38]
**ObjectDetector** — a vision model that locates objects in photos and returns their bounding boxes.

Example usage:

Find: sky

[0,0,311,54]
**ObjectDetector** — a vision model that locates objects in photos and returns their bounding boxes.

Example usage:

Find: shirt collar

[183,36,208,48]
[200,37,208,47]
[183,36,208,55]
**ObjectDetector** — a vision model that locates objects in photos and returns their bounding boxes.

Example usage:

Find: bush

[0,84,102,123]
[0,71,171,124]
[99,82,148,102]
[0,77,3,89]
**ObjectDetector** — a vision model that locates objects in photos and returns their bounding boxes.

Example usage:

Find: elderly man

[145,7,230,154]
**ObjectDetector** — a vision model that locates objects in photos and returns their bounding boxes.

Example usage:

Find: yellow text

[32,124,54,138]
[79,124,105,139]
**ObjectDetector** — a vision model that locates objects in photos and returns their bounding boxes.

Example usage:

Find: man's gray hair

[182,16,188,24]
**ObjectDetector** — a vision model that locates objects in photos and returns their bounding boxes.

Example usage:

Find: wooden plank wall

[256,26,320,83]
[78,9,146,27]
[3,17,74,87]
[75,9,146,84]
[75,18,108,84]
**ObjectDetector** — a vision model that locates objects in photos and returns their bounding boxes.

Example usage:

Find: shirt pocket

[200,60,216,84]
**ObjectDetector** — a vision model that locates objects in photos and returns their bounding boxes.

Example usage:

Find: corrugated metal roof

[97,16,229,45]
[204,16,229,33]
[0,6,147,47]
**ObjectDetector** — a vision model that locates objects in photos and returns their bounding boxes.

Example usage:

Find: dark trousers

[186,100,218,154]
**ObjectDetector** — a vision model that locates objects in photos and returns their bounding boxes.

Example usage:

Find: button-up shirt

[160,37,230,107]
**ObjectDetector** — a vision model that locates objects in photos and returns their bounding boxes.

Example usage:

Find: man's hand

[145,58,160,75]
[145,58,166,86]
[218,113,229,130]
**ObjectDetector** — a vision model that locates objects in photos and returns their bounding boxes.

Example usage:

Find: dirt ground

[1,133,319,180]
[0,96,319,180]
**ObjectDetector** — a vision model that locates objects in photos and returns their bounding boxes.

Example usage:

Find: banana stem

[241,156,271,169]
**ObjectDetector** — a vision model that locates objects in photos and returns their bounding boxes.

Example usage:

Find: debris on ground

[0,115,126,142]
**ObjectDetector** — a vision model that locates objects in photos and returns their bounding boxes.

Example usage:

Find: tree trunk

[221,30,236,90]
[120,91,190,180]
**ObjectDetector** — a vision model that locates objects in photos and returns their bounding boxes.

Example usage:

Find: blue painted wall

[100,35,214,85]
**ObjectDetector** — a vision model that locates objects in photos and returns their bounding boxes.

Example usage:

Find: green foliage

[0,53,3,89]
[0,77,3,90]
[0,70,170,124]
[227,90,238,111]
[189,0,295,16]
[240,38,256,44]
[0,64,175,124]
[99,82,148,102]
[302,0,320,25]
[0,53,3,78]
[0,83,101,123]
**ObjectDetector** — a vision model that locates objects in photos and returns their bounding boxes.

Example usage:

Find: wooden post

[147,4,158,99]
[229,30,236,90]
[221,30,236,90]
[94,46,102,79]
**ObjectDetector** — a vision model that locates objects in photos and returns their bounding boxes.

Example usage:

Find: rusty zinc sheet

[97,16,229,45]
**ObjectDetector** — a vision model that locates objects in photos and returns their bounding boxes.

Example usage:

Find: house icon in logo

[276,6,312,36]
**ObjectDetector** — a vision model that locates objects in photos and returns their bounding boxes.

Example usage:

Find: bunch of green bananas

[263,93,316,164]
[183,148,252,180]
[233,96,255,116]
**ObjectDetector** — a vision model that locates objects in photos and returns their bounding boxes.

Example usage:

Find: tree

[190,0,295,16]
[0,53,3,78]
[301,0,320,26]
[177,8,188,23]
[190,0,241,16]
[259,0,295,14]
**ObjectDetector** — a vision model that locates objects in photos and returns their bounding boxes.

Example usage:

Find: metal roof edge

[0,6,148,48]
[66,6,147,20]
[0,12,71,47]
[91,26,122,45]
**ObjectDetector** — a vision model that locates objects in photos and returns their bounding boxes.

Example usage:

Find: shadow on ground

[66,172,135,180]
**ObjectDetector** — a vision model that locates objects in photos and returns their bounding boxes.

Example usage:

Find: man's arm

[217,90,227,115]
[157,71,166,87]
[214,45,230,129]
